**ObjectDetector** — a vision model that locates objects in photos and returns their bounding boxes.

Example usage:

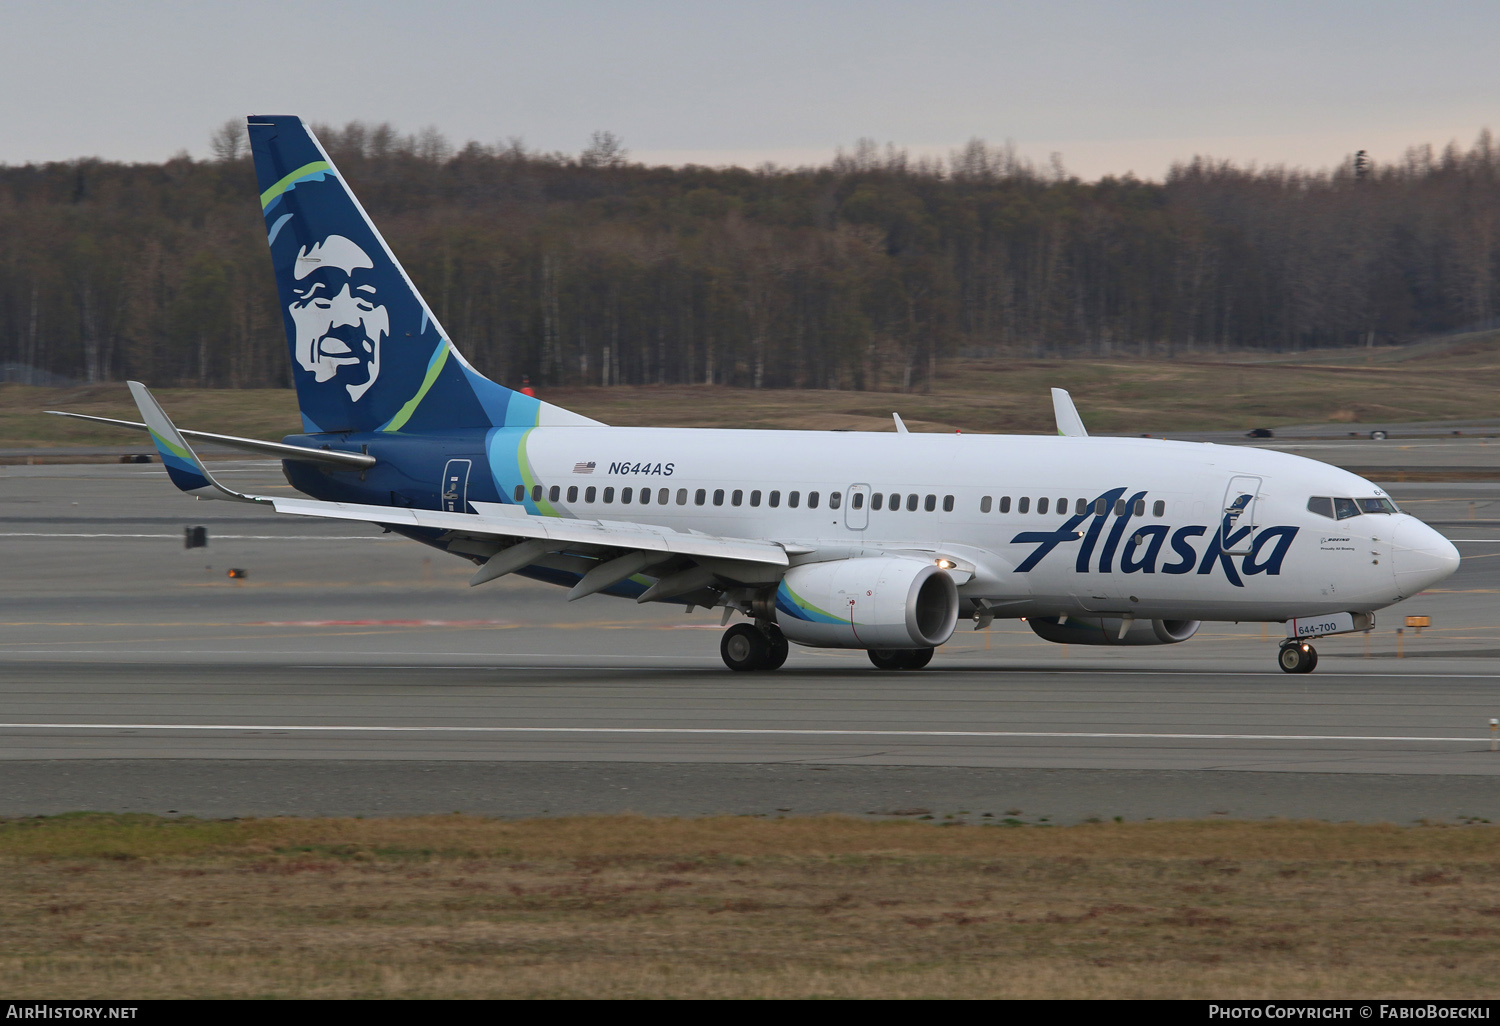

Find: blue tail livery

[248,114,597,437]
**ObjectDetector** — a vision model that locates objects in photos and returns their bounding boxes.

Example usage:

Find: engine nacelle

[1028,616,1201,647]
[774,557,959,649]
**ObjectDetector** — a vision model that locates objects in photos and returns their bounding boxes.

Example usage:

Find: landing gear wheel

[761,625,789,671]
[901,647,935,670]
[868,648,935,670]
[1277,642,1318,674]
[721,623,769,672]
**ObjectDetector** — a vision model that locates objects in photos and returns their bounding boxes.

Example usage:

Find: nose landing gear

[720,622,789,672]
[1277,641,1318,674]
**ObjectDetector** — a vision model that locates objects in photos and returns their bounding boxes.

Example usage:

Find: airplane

[52,115,1461,675]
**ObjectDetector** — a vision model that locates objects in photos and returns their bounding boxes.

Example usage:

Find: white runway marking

[0,723,1484,743]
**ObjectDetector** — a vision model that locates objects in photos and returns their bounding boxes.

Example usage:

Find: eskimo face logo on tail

[288,235,389,402]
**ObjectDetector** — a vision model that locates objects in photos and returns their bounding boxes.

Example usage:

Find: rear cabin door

[1219,476,1261,555]
[844,484,871,530]
[441,459,473,513]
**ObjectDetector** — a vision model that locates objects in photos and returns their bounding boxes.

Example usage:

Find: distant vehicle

[1370,430,1389,440]
[51,116,1461,675]
[1246,428,1274,439]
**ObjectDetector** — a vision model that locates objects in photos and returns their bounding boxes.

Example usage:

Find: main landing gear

[868,648,934,671]
[1277,641,1318,674]
[720,622,790,672]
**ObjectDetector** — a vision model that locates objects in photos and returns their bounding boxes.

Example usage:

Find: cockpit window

[1359,497,1399,514]
[1307,497,1335,519]
[1333,497,1361,520]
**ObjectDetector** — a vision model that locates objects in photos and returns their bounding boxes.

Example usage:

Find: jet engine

[772,557,959,649]
[1027,616,1201,646]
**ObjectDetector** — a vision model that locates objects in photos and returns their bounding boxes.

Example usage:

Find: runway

[3,459,1500,823]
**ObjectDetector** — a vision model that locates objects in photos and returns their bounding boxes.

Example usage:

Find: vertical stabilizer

[246,115,600,435]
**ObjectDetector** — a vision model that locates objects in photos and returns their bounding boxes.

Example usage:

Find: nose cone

[1392,519,1461,594]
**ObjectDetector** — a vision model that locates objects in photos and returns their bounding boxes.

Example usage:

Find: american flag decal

[573,461,596,474]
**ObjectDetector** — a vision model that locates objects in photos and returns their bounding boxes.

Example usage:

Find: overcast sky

[2,0,1495,179]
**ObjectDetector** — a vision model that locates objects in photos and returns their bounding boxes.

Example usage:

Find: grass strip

[2,814,1498,998]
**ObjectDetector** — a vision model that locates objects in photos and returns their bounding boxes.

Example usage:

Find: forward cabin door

[845,484,871,531]
[1220,476,1261,555]
[441,459,472,513]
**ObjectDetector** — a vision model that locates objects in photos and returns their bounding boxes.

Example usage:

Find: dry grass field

[4,814,1499,999]
[5,331,1500,449]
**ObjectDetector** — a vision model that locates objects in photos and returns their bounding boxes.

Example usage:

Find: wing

[126,381,787,603]
[1050,388,1088,437]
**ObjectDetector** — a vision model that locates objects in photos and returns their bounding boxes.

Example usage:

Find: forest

[0,122,1497,392]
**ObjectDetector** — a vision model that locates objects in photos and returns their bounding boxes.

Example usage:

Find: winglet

[126,381,260,503]
[1050,388,1088,437]
[892,412,910,435]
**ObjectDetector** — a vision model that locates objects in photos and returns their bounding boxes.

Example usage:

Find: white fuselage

[485,428,1459,623]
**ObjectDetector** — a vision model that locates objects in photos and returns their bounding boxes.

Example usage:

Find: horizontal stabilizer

[44,410,374,469]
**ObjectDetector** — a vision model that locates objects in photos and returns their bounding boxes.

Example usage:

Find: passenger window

[1057,498,1068,515]
[921,494,934,512]
[1095,498,1107,516]
[750,490,762,507]
[808,491,820,509]
[852,492,864,510]
[830,492,841,510]
[658,488,669,504]
[1037,497,1049,515]
[532,485,543,502]
[889,493,900,510]
[732,489,743,507]
[1114,499,1126,515]
[567,486,578,503]
[872,493,883,511]
[622,487,633,504]
[549,485,560,502]
[1153,500,1165,518]
[980,496,992,513]
[1018,497,1030,514]
[999,496,1011,513]
[603,487,615,503]
[770,490,781,508]
[513,485,525,502]
[585,486,596,503]
[713,488,725,506]
[676,488,688,505]
[789,491,801,508]
[1133,499,1145,517]
[1334,497,1361,520]
[694,488,706,506]
[1307,496,1335,519]
[906,494,918,512]
[1076,498,1087,514]
[640,487,650,504]
[942,494,953,512]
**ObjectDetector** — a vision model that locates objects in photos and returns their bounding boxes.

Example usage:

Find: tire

[1277,643,1317,674]
[762,625,789,671]
[1370,430,1388,441]
[721,623,768,672]
[870,648,935,670]
[899,647,935,670]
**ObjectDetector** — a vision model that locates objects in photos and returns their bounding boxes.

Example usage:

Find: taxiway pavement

[2,459,1499,823]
